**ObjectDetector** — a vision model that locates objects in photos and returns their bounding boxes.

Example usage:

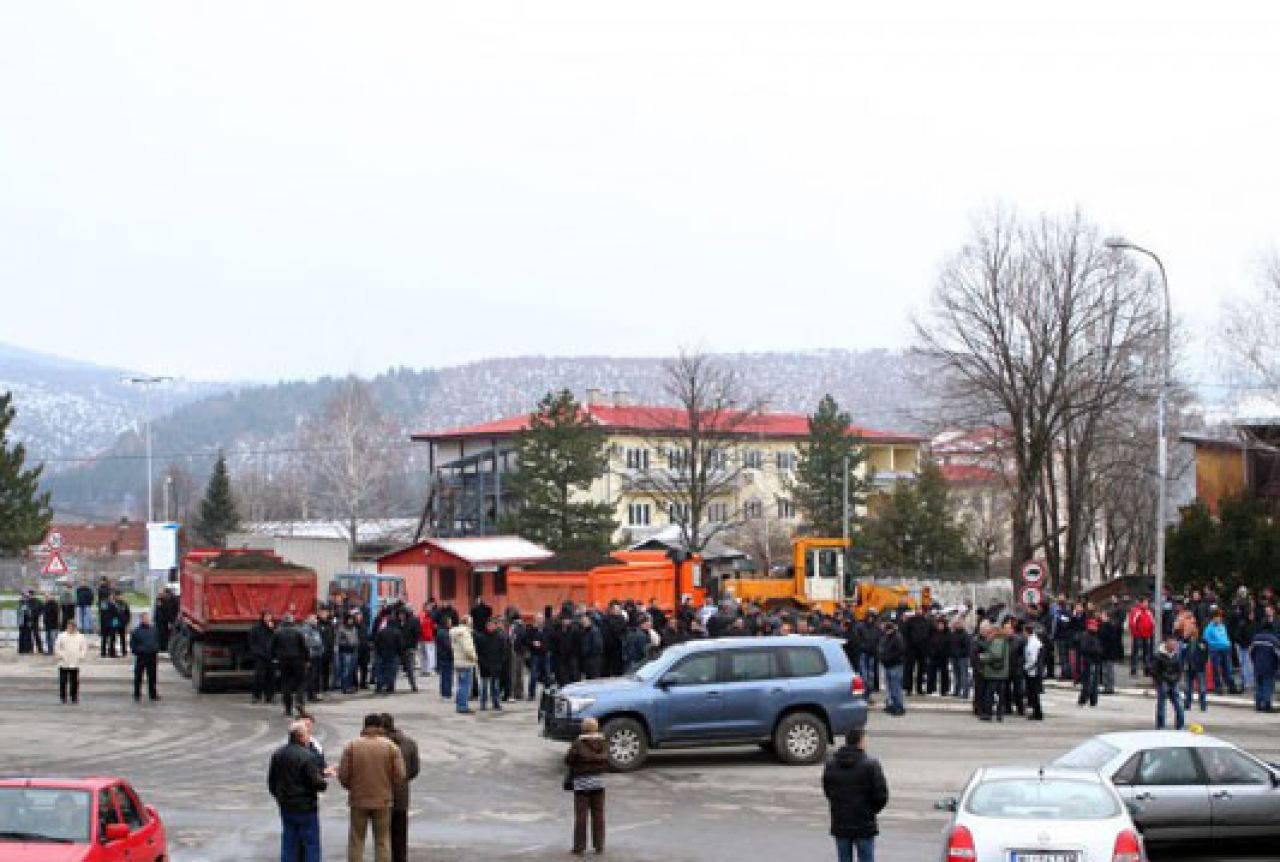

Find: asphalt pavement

[2,651,1278,861]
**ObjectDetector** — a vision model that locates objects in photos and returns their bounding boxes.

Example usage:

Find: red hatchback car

[0,777,167,861]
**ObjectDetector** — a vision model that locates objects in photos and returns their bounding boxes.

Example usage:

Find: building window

[628,503,651,526]
[776,450,797,471]
[743,450,764,469]
[744,499,763,519]
[777,498,796,519]
[710,450,728,470]
[667,502,691,523]
[707,502,729,523]
[625,447,650,470]
[438,568,457,601]
[667,447,690,471]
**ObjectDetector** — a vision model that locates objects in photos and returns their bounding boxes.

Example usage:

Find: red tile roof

[414,404,925,444]
[938,463,1006,484]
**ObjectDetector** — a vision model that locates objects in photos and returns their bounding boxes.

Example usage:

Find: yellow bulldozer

[723,537,929,618]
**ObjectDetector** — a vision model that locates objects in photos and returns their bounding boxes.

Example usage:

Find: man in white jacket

[55,619,89,704]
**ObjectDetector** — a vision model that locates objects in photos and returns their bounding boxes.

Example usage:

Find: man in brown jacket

[338,714,407,862]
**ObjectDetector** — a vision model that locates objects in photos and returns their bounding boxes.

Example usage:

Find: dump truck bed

[180,562,316,631]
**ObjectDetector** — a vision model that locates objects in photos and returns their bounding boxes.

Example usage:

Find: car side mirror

[146,804,158,820]
[1125,800,1145,817]
[105,823,130,842]
[934,797,958,813]
[658,672,685,689]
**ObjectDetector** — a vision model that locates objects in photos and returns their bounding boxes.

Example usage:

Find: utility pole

[122,375,172,523]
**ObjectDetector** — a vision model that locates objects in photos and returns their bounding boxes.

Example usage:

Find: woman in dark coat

[821,728,889,862]
[565,716,608,855]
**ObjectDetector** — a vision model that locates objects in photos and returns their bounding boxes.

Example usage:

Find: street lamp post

[122,375,172,523]
[1104,237,1172,641]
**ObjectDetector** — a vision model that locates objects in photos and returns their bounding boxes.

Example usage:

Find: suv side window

[726,649,780,682]
[1199,748,1273,785]
[783,647,828,678]
[672,653,720,685]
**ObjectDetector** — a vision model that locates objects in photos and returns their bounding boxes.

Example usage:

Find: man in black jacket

[397,607,420,694]
[821,728,889,862]
[380,713,420,862]
[1076,618,1104,708]
[373,616,404,694]
[249,612,277,705]
[878,622,906,716]
[272,614,310,717]
[268,720,328,862]
[901,612,931,696]
[129,612,161,702]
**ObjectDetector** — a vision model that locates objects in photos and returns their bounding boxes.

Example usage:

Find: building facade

[412,398,925,545]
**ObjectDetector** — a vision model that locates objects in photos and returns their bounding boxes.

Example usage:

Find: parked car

[1054,730,1280,842]
[542,635,867,770]
[0,777,167,861]
[936,765,1146,862]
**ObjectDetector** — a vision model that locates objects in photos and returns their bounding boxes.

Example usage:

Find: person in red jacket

[418,604,437,677]
[1128,599,1155,677]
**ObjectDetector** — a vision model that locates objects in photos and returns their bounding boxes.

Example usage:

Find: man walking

[1153,635,1185,730]
[130,612,161,702]
[379,714,419,862]
[268,720,328,862]
[821,729,889,862]
[338,714,406,862]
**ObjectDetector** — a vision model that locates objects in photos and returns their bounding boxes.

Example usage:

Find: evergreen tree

[859,462,974,574]
[792,395,868,536]
[501,390,616,552]
[0,392,53,554]
[1166,496,1280,595]
[194,452,240,547]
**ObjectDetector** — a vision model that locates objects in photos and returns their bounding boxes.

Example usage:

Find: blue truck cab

[543,635,867,770]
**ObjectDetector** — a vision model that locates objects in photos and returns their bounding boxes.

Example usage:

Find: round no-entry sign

[1020,560,1047,587]
[1021,586,1043,607]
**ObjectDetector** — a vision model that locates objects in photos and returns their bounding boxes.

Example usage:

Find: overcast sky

[2,2,1277,384]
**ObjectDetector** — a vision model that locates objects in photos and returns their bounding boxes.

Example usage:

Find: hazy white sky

[2,1,1278,383]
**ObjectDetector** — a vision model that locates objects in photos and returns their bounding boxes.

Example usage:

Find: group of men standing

[268,711,420,862]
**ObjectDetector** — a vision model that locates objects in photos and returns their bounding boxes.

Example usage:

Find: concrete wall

[225,534,354,597]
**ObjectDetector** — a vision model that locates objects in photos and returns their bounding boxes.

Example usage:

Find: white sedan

[937,765,1146,862]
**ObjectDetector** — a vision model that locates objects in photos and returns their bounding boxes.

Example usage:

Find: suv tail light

[1112,829,1142,862]
[851,674,866,697]
[945,825,976,862]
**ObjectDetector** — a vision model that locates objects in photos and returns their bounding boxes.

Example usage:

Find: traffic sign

[42,551,70,576]
[1020,560,1047,587]
[1020,586,1043,607]
[46,531,63,550]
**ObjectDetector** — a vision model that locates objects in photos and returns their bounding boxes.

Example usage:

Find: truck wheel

[191,642,207,693]
[773,712,827,765]
[169,632,192,678]
[603,718,648,772]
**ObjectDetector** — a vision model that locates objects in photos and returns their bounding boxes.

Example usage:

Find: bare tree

[637,351,765,553]
[1220,252,1280,390]
[299,378,403,550]
[916,208,1166,593]
[729,512,794,576]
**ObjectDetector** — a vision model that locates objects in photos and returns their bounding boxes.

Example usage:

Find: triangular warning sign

[42,551,70,576]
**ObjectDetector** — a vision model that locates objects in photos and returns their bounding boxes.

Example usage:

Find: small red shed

[377,536,553,614]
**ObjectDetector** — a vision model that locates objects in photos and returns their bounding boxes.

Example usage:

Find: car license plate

[1009,853,1078,862]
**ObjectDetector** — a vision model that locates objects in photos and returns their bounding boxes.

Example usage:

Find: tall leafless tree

[1220,251,1280,392]
[916,208,1166,593]
[637,351,765,553]
[299,378,404,550]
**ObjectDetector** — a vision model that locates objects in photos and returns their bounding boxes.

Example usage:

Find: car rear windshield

[1054,738,1120,771]
[966,778,1119,821]
[0,787,91,843]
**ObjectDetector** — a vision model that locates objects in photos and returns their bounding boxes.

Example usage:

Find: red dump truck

[168,550,317,693]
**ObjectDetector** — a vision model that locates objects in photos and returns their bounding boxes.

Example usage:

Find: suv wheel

[603,717,649,771]
[773,712,827,765]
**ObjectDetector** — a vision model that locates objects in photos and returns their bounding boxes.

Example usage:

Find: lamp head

[1103,236,1130,250]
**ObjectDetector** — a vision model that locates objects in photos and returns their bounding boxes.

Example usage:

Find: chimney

[612,390,632,407]
[585,388,606,407]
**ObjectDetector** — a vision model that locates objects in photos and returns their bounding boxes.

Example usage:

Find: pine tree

[194,453,240,548]
[0,392,53,554]
[792,395,868,537]
[859,461,974,574]
[501,390,616,552]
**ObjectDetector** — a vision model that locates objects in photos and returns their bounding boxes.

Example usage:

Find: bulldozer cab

[794,538,849,608]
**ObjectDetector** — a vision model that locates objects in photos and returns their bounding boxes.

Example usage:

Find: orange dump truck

[506,551,706,616]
